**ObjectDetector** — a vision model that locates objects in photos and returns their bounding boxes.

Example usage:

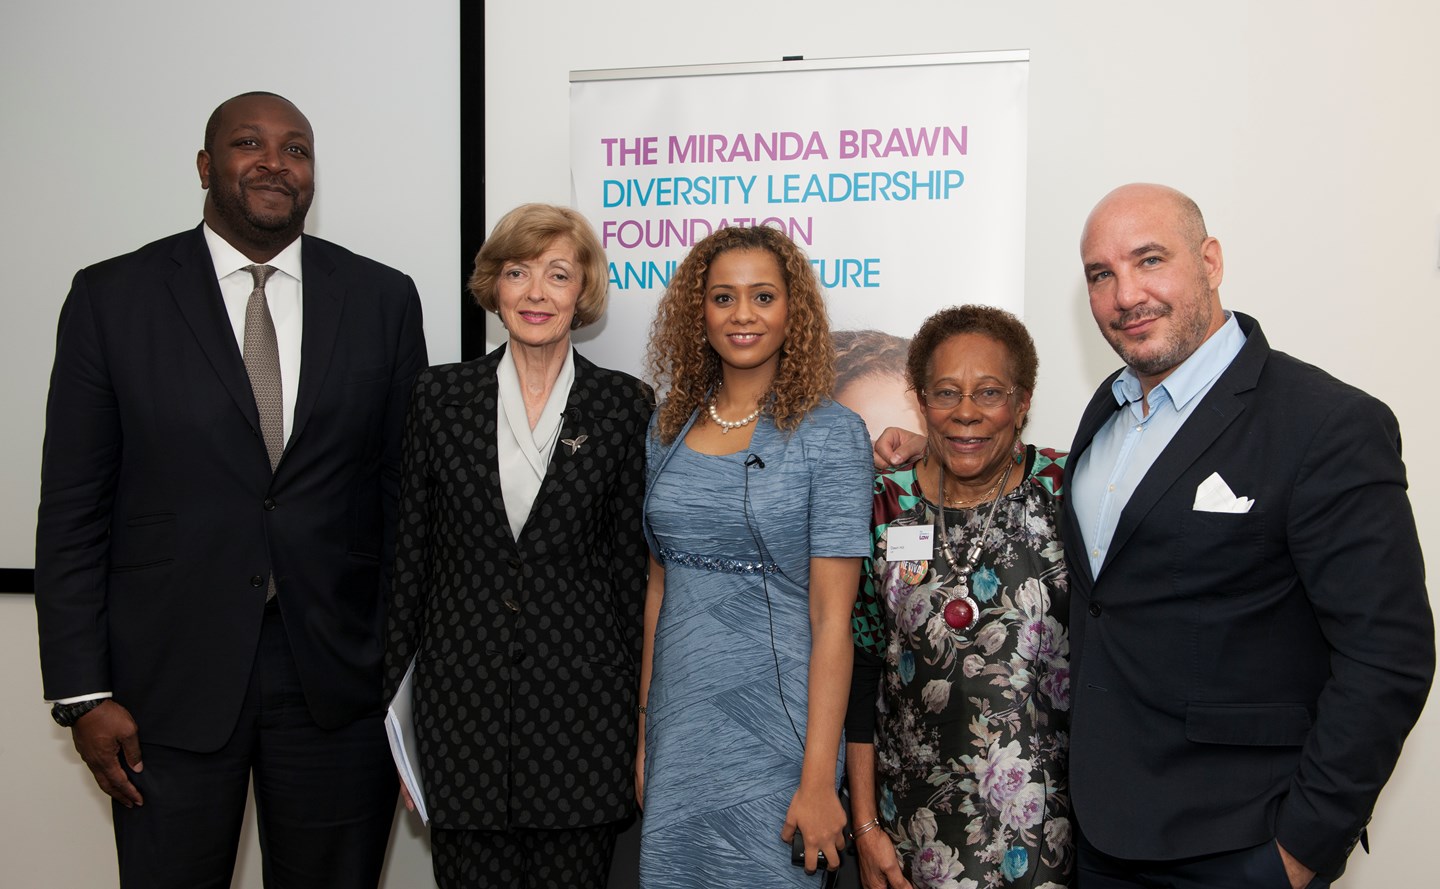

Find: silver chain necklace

[934,458,1014,630]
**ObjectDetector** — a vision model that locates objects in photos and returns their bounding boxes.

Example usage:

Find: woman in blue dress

[637,226,873,887]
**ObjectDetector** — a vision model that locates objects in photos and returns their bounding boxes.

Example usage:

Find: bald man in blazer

[35,92,426,888]
[1063,184,1432,888]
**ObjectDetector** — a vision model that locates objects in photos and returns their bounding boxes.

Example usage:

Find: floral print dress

[851,447,1074,888]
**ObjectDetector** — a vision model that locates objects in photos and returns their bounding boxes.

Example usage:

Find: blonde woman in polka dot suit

[384,204,653,888]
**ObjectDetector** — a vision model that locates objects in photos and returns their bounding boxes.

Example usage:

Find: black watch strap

[51,698,104,727]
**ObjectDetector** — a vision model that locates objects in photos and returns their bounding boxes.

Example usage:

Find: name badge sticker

[887,524,935,561]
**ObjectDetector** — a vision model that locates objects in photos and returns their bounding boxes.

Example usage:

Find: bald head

[204,91,302,155]
[1079,183,1226,391]
[1083,183,1209,257]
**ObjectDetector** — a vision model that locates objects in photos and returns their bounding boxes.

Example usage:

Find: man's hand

[872,427,926,469]
[1277,841,1316,889]
[71,700,143,807]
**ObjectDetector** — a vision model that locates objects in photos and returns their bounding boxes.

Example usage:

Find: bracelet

[638,705,648,715]
[853,818,881,838]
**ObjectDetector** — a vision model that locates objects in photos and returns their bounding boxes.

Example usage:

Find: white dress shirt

[496,346,575,541]
[1071,313,1245,577]
[204,224,303,448]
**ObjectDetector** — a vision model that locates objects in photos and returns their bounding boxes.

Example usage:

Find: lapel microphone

[745,454,765,469]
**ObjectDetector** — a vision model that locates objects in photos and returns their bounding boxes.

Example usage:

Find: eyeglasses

[922,385,1017,411]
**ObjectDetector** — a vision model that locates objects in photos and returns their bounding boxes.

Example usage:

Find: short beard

[1107,278,1215,377]
[209,176,311,251]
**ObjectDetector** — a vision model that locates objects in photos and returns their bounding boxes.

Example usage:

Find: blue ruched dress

[639,403,873,888]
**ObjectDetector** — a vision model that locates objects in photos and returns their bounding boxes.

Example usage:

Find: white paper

[1192,471,1254,514]
[385,660,429,824]
[887,524,935,560]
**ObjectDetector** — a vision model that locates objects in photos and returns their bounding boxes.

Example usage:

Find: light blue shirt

[1072,313,1246,578]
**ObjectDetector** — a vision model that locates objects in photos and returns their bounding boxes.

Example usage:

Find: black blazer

[1061,313,1433,878]
[36,225,427,751]
[383,346,653,830]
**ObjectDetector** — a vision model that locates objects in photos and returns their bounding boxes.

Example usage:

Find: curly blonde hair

[648,226,835,444]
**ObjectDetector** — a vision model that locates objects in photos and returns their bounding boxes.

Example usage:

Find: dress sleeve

[642,409,664,561]
[598,382,655,664]
[808,409,875,559]
[845,645,883,742]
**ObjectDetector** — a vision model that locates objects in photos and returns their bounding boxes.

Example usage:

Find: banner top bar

[571,49,1029,84]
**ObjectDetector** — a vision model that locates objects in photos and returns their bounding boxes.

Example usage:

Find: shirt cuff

[47,692,112,705]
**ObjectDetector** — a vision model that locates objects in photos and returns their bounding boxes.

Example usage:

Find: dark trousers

[432,822,621,889]
[1078,829,1332,889]
[112,601,398,889]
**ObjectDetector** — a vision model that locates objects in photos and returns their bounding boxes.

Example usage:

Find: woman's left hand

[781,784,848,873]
[855,826,913,889]
[397,772,415,813]
[633,737,646,810]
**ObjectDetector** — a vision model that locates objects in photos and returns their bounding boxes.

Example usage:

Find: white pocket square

[1193,471,1254,513]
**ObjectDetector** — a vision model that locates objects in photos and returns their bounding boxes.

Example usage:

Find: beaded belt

[658,545,779,576]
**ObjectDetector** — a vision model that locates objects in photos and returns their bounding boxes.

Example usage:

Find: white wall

[485,1,1440,885]
[0,0,454,885]
[0,1,465,568]
[4,1,1437,886]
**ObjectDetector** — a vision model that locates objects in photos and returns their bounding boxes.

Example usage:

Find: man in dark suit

[35,91,426,888]
[1063,183,1433,888]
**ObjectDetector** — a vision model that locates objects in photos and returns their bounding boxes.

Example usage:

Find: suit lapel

[288,237,342,456]
[454,348,509,544]
[552,352,599,486]
[520,351,597,546]
[1101,315,1268,571]
[643,406,700,496]
[166,227,264,440]
[1063,376,1124,587]
[641,402,702,555]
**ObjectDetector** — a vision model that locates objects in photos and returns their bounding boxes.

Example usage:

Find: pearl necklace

[707,397,761,434]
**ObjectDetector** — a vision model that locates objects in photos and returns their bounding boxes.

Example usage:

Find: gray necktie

[242,264,284,471]
[243,264,282,601]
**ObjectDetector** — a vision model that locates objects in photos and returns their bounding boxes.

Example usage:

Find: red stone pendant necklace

[935,458,1014,630]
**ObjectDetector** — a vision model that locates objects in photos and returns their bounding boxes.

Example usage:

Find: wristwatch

[51,699,104,727]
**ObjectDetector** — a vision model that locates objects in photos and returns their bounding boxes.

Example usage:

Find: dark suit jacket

[382,346,653,830]
[1061,313,1433,879]
[36,225,427,752]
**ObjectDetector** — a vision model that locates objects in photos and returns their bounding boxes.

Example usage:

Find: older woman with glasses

[847,305,1075,889]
